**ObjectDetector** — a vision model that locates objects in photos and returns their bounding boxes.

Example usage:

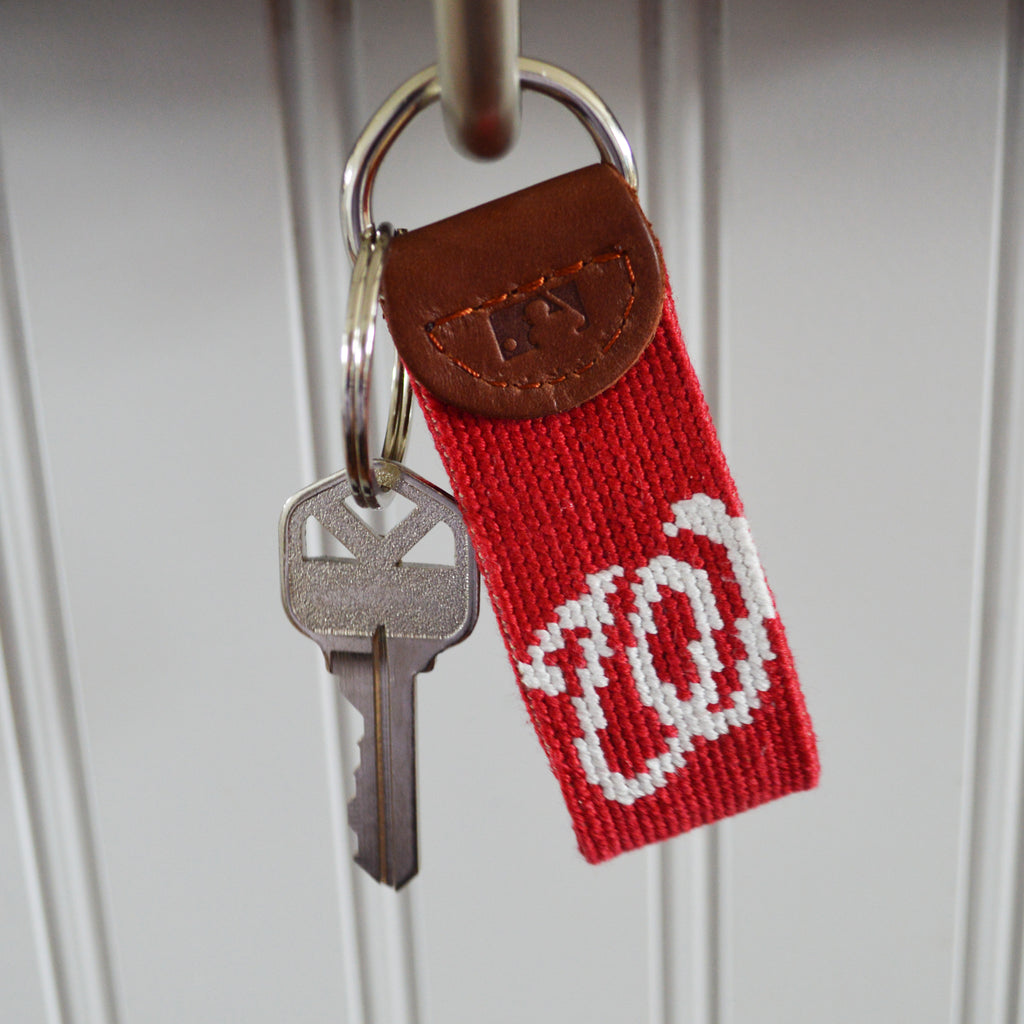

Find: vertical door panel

[0,3,350,1021]
[0,709,49,1024]
[719,3,1004,1022]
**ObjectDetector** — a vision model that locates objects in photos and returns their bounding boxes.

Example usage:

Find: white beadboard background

[0,2,1021,1022]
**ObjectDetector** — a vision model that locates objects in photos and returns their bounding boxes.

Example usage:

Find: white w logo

[516,494,777,806]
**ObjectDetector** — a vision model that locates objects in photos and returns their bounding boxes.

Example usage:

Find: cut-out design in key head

[279,462,479,667]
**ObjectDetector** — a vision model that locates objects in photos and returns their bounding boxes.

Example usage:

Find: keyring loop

[341,57,638,260]
[341,223,413,508]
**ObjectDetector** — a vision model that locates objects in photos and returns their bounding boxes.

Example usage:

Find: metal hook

[432,0,521,159]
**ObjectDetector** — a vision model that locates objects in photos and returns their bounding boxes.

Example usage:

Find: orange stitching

[424,251,637,390]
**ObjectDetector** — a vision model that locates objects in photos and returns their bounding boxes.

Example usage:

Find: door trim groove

[954,1,1024,1021]
[0,145,122,1024]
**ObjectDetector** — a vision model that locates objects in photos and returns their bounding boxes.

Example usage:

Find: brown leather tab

[380,164,665,419]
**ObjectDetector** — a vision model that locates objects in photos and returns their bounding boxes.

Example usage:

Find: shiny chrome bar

[432,0,521,159]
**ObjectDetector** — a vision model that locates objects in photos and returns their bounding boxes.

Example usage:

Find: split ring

[341,223,413,508]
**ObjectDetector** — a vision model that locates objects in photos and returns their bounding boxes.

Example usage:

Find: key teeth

[353,849,378,882]
[348,730,381,878]
[349,728,418,888]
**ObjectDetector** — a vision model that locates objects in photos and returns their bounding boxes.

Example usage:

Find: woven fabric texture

[412,287,819,864]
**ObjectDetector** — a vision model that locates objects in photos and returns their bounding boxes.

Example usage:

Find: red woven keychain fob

[347,61,819,865]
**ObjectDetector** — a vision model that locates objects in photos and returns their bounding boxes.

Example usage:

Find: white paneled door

[1,2,1021,1022]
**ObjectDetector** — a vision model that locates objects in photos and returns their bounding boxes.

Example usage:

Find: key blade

[334,628,427,889]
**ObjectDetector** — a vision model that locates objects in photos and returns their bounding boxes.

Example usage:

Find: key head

[280,461,479,665]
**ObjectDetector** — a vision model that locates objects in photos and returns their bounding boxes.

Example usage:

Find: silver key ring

[341,57,639,259]
[342,223,414,508]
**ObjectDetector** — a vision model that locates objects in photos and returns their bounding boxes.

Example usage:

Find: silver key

[279,461,479,888]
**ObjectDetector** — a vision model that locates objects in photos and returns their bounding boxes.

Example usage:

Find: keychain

[281,58,818,886]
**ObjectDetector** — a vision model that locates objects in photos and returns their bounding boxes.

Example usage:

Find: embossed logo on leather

[426,252,635,392]
[380,164,666,419]
[488,280,590,361]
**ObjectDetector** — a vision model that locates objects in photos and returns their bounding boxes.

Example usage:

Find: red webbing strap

[414,287,819,863]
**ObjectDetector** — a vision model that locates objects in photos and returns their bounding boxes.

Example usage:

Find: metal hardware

[341,57,638,260]
[279,461,480,887]
[341,224,413,507]
[432,0,521,159]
